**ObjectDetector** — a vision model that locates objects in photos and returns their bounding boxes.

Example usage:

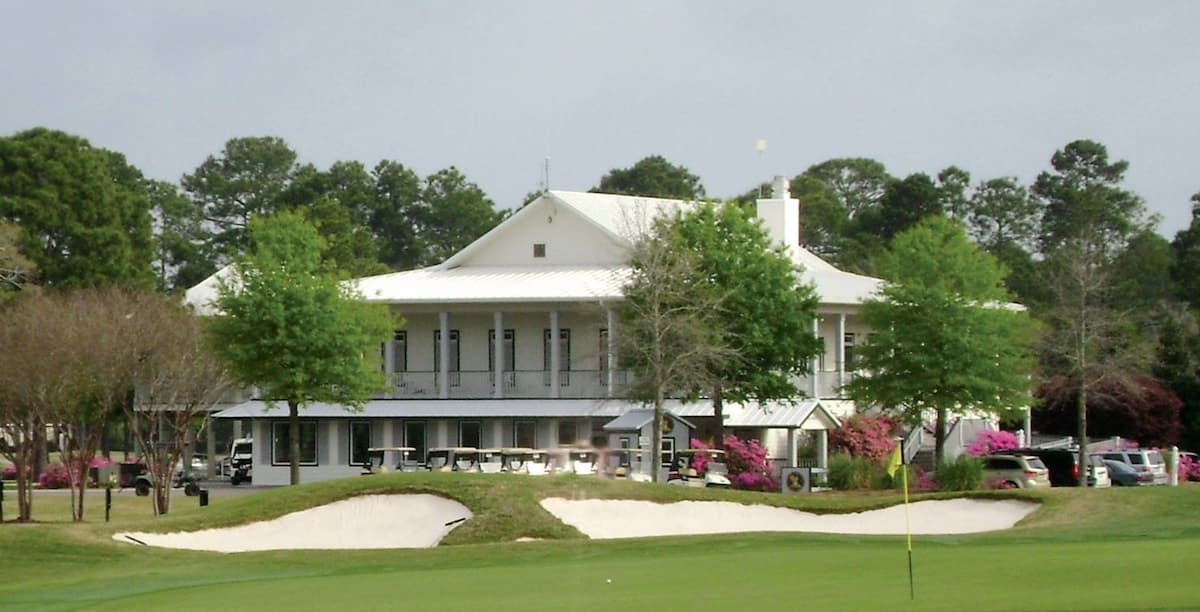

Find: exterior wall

[249,416,606,485]
[457,199,627,267]
[381,307,624,399]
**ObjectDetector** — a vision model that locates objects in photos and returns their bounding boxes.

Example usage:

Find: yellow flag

[887,445,903,477]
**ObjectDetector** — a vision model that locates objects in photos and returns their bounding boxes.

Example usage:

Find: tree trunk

[1077,383,1088,486]
[288,400,301,485]
[934,408,947,467]
[651,391,664,484]
[712,384,725,449]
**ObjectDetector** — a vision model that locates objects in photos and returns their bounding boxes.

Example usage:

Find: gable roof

[602,408,696,432]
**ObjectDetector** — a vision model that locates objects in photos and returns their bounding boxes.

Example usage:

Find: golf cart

[475,448,504,473]
[563,446,600,475]
[228,438,253,485]
[604,448,653,482]
[362,447,416,474]
[500,448,548,475]
[668,449,732,488]
[426,447,478,472]
[130,461,202,497]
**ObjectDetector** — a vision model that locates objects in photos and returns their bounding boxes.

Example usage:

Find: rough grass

[2,476,1199,611]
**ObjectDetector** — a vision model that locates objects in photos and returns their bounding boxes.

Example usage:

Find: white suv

[1097,449,1167,485]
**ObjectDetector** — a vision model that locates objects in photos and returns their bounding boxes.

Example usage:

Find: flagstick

[902,463,913,600]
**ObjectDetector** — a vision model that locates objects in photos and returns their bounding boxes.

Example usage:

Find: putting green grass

[3,476,1199,611]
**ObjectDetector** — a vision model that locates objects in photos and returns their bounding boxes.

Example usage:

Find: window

[349,421,371,466]
[543,328,571,385]
[660,437,675,468]
[391,330,407,372]
[272,421,318,466]
[557,420,576,446]
[843,333,858,371]
[405,421,426,465]
[533,243,546,258]
[488,329,516,373]
[513,420,536,448]
[459,421,482,448]
[599,328,609,374]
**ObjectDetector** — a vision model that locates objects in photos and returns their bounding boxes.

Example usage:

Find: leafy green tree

[181,136,299,260]
[619,214,730,482]
[593,155,705,200]
[866,173,943,241]
[206,212,393,484]
[1033,139,1150,256]
[1032,140,1154,483]
[370,160,425,270]
[0,221,34,296]
[148,180,212,292]
[845,216,1036,464]
[802,158,891,221]
[282,162,386,277]
[1153,311,1200,450]
[0,128,154,288]
[1111,230,1175,311]
[671,202,823,444]
[1170,193,1200,310]
[419,167,507,266]
[935,166,972,222]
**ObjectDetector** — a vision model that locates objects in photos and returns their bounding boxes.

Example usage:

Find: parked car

[1102,458,1154,486]
[993,448,1082,487]
[981,454,1050,489]
[1086,454,1111,488]
[1095,449,1167,485]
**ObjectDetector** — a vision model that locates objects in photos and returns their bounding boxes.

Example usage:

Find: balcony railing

[377,369,633,399]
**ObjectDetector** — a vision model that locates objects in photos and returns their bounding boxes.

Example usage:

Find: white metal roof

[213,397,842,430]
[183,264,236,316]
[214,398,620,419]
[722,399,841,429]
[351,265,629,304]
[601,408,696,431]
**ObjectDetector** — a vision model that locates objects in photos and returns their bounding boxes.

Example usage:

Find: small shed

[603,409,694,467]
[724,399,841,468]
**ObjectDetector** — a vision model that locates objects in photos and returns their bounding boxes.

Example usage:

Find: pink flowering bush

[1,463,16,480]
[723,435,778,492]
[966,429,1020,457]
[689,438,712,474]
[38,462,78,489]
[828,414,899,462]
[1178,454,1200,481]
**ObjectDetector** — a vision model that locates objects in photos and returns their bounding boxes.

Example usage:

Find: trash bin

[199,489,209,507]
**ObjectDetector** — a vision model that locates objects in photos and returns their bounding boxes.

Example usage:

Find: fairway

[3,475,1200,611]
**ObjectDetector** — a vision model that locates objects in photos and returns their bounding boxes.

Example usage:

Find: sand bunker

[540,498,1038,539]
[114,494,471,553]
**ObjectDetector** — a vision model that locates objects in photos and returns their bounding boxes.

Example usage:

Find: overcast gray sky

[3,2,1197,236]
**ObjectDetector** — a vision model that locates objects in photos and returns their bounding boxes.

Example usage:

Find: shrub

[1177,454,1200,482]
[828,414,899,462]
[38,462,76,489]
[966,429,1020,457]
[828,453,889,490]
[722,435,777,492]
[1,463,15,480]
[935,455,983,491]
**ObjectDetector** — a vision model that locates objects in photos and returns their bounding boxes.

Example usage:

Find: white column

[606,308,616,397]
[382,419,393,447]
[787,429,798,468]
[439,311,449,399]
[494,311,504,399]
[836,313,846,391]
[817,430,828,469]
[550,310,560,399]
[809,318,820,397]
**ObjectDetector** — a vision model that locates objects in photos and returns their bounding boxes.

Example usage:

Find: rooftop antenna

[755,139,768,197]
[543,157,551,193]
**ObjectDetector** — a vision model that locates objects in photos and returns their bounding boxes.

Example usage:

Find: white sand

[540,498,1038,539]
[113,494,472,553]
